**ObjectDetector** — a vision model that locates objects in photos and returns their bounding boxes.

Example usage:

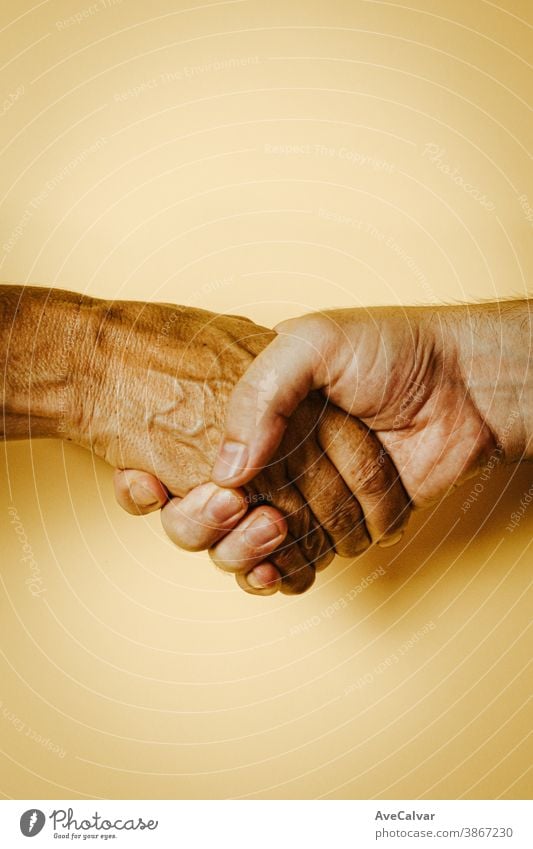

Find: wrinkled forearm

[0,285,270,498]
[439,299,532,462]
[0,285,98,440]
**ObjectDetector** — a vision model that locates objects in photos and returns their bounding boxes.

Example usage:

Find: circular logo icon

[20,809,46,837]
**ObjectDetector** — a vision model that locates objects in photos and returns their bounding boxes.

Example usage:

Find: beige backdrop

[0,0,531,800]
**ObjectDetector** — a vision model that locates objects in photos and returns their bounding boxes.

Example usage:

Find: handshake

[2,286,531,596]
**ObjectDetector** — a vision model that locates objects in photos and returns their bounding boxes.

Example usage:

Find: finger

[161,482,248,552]
[209,507,288,573]
[318,407,411,544]
[207,500,325,595]
[211,521,315,596]
[114,469,168,515]
[269,531,317,594]
[211,317,333,487]
[212,522,318,596]
[284,400,370,559]
[236,564,282,596]
[246,460,334,575]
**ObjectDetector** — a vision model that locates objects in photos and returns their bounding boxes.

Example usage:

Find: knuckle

[310,494,369,558]
[308,496,370,569]
[322,495,362,536]
[298,525,330,565]
[314,547,336,572]
[280,313,330,345]
[354,458,387,495]
[338,531,370,558]
[278,495,331,566]
[280,563,316,595]
[269,540,301,575]
[382,505,412,539]
[270,538,316,595]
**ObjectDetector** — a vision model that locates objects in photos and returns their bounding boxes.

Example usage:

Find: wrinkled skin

[72,300,410,593]
[116,300,531,595]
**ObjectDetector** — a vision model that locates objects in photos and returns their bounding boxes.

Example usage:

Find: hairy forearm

[440,299,532,462]
[0,285,96,440]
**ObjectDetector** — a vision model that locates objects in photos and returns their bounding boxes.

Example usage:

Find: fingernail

[244,512,284,548]
[247,563,281,590]
[130,482,160,508]
[205,489,245,523]
[212,441,248,482]
[246,570,267,589]
[378,530,404,549]
[246,572,265,590]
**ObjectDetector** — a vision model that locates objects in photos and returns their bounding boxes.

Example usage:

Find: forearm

[441,299,532,462]
[0,285,95,440]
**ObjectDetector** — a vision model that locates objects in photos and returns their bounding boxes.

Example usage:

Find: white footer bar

[0,799,531,848]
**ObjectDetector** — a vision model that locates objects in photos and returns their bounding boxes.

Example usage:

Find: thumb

[211,317,330,487]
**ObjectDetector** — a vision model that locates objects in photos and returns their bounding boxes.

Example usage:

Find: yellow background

[0,0,531,799]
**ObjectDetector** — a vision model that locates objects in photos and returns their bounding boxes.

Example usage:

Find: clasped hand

[5,287,526,596]
[101,302,411,595]
[110,300,501,596]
